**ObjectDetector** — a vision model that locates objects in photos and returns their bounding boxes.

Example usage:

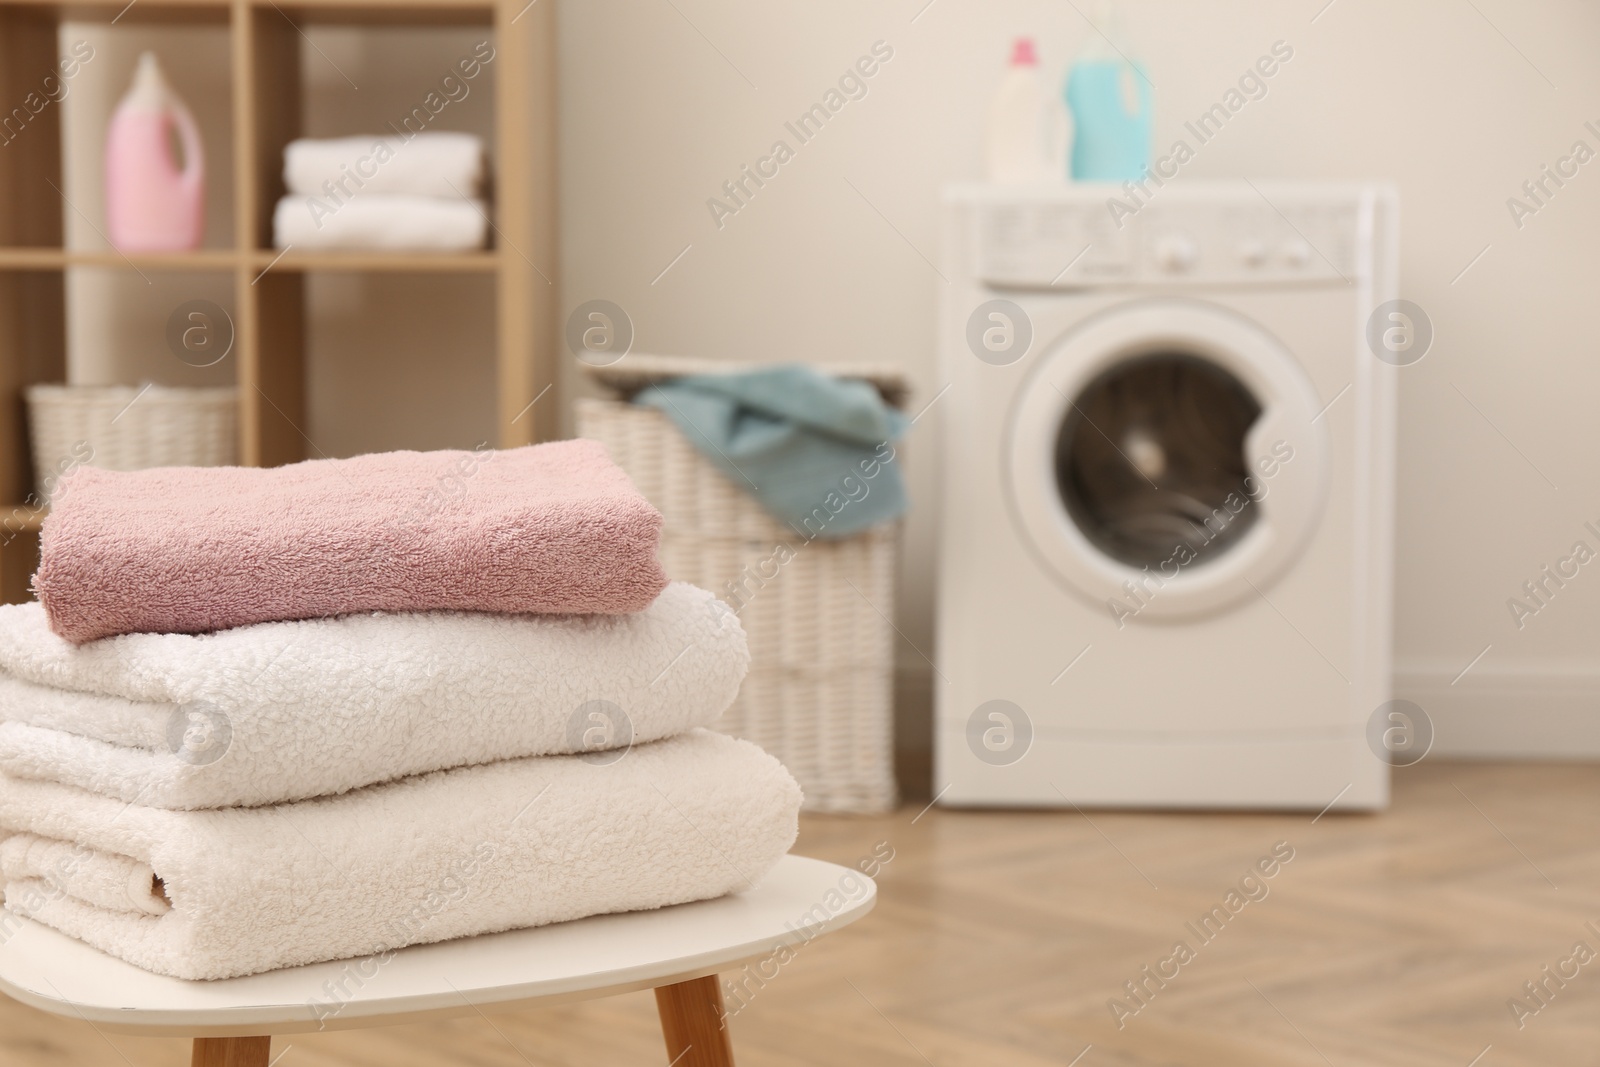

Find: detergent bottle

[985,37,1070,183]
[105,52,204,251]
[1064,0,1153,182]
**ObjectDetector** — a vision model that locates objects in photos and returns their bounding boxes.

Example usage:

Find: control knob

[1154,232,1198,273]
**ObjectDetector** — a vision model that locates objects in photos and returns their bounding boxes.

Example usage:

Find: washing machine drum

[1008,301,1330,619]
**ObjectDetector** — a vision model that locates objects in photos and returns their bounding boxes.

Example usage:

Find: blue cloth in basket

[633,364,908,540]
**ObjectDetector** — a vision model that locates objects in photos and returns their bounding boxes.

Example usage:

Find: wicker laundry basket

[25,385,238,503]
[579,356,908,813]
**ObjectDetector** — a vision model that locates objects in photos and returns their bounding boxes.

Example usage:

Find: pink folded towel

[33,439,669,644]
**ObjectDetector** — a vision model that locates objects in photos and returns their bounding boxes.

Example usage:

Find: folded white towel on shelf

[284,132,485,200]
[0,729,802,981]
[0,582,747,810]
[273,193,487,251]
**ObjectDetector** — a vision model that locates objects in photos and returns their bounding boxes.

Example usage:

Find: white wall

[558,0,1600,761]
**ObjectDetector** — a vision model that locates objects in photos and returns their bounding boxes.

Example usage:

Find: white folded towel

[273,193,487,251]
[0,582,747,810]
[0,730,802,980]
[284,132,485,199]
[1,833,168,917]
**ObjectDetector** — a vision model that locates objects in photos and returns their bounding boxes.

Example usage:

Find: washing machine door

[1007,299,1330,619]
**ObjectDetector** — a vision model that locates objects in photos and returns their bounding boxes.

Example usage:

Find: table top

[0,854,874,1037]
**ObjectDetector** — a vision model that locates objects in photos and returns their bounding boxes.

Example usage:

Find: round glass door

[1006,300,1331,618]
[1055,352,1262,569]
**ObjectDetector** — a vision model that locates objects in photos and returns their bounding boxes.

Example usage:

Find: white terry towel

[0,833,168,917]
[284,132,485,199]
[0,582,747,810]
[0,730,802,981]
[273,193,487,251]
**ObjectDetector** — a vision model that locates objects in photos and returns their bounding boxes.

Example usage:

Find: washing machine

[934,182,1398,810]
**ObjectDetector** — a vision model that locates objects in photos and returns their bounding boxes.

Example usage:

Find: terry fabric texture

[0,730,802,981]
[0,833,167,917]
[34,439,669,643]
[634,364,910,539]
[272,194,488,251]
[283,133,485,199]
[0,582,744,810]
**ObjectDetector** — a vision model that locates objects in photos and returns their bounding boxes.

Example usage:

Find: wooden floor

[5,761,1600,1066]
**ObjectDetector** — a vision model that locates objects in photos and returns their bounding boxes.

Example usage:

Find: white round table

[0,854,874,1067]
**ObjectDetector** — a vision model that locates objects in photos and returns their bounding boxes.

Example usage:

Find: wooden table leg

[655,975,735,1066]
[191,1036,271,1067]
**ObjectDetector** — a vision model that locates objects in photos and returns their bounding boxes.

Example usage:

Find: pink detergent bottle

[105,52,204,251]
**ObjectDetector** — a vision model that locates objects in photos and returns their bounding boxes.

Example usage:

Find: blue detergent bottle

[1065,0,1153,181]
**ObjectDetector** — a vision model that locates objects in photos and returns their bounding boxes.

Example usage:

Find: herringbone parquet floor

[4,760,1598,1066]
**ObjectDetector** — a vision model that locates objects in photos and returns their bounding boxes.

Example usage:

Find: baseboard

[1395,663,1600,759]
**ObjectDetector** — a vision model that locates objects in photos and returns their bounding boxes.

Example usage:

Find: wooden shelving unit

[0,249,504,270]
[0,0,558,602]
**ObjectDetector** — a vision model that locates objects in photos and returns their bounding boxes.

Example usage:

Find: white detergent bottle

[985,37,1069,183]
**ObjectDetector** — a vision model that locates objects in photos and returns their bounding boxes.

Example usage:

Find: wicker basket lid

[580,354,910,410]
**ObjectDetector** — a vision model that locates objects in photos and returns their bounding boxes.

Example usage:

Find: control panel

[970,191,1361,289]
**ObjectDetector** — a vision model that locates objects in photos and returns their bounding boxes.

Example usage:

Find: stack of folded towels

[273,131,488,251]
[0,440,800,980]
